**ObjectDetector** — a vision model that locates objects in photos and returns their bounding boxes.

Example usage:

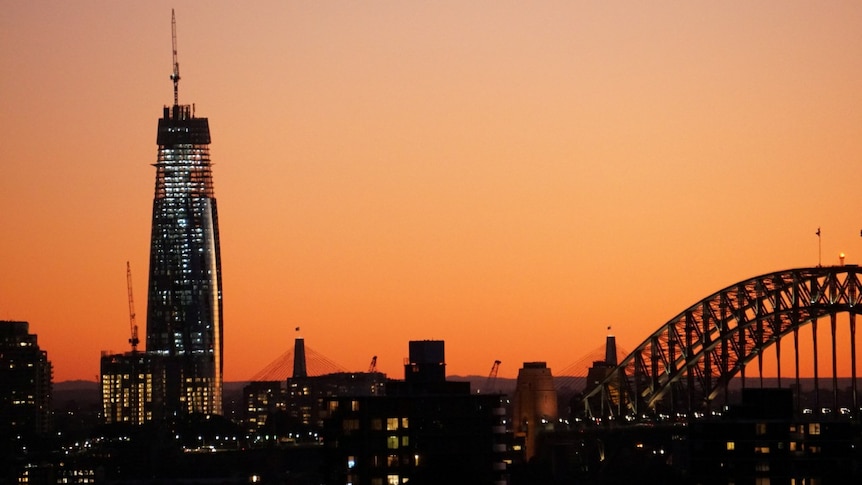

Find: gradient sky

[4,2,862,383]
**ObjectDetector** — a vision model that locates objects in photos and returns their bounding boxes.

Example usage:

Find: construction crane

[368,355,378,373]
[486,360,501,393]
[170,9,181,106]
[126,261,140,352]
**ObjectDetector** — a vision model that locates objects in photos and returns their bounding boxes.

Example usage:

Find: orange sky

[4,2,862,383]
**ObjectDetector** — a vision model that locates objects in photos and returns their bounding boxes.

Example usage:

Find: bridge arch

[581,266,862,417]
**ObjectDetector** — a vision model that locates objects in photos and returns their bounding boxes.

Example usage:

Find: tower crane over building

[486,360,501,392]
[170,9,181,106]
[126,261,139,352]
[369,355,378,373]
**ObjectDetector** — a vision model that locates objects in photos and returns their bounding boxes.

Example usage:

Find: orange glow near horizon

[4,2,862,383]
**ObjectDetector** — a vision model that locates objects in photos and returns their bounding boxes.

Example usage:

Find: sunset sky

[4,2,862,383]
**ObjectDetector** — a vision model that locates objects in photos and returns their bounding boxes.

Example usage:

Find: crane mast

[170,9,181,106]
[127,261,139,352]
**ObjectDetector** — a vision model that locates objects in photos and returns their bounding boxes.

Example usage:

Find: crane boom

[170,9,181,106]
[485,360,501,392]
[127,261,139,352]
[368,355,378,373]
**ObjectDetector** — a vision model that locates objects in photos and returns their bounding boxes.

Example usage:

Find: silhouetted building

[688,388,862,484]
[285,337,386,429]
[323,340,509,484]
[100,350,155,425]
[512,362,557,461]
[0,321,52,438]
[145,27,224,418]
[242,380,284,434]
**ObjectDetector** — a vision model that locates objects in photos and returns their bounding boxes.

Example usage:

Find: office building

[145,14,224,418]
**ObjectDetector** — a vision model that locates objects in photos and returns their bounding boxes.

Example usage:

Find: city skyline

[4,2,862,383]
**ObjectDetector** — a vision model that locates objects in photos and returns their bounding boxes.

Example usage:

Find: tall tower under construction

[146,11,223,418]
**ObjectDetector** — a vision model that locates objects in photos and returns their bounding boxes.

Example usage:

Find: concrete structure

[512,362,557,461]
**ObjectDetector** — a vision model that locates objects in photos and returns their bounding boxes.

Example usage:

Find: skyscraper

[145,11,223,418]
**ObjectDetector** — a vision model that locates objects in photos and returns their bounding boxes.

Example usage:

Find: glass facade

[146,103,223,417]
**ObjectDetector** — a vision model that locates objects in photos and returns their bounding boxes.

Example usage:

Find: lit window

[401,417,409,429]
[809,423,820,435]
[387,418,399,430]
[387,436,399,449]
[387,475,400,485]
[726,441,735,451]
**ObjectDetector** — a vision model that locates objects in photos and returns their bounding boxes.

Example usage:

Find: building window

[387,418,399,430]
[401,436,409,446]
[347,456,356,469]
[351,400,360,411]
[726,441,735,451]
[754,446,770,454]
[387,455,399,467]
[372,419,382,431]
[387,436,399,449]
[401,417,409,429]
[756,423,767,435]
[387,475,400,485]
[809,423,820,435]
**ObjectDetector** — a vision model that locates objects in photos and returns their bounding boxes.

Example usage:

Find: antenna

[170,9,181,106]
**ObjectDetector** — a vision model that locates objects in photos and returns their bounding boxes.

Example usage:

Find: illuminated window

[401,436,409,446]
[726,441,735,451]
[387,436,399,449]
[387,454,399,466]
[387,475,400,485]
[387,418,399,430]
[755,446,770,454]
[401,417,409,429]
[351,400,360,411]
[347,456,356,469]
[809,423,820,435]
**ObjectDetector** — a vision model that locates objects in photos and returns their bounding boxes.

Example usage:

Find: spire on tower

[170,9,181,106]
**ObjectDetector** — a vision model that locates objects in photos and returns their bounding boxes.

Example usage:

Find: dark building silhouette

[512,362,557,461]
[322,340,508,484]
[145,12,224,418]
[242,380,284,434]
[0,321,52,438]
[285,337,386,430]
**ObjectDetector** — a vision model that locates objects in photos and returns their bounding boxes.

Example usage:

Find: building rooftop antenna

[170,9,181,107]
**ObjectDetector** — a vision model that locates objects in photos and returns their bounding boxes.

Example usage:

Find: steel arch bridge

[581,266,862,418]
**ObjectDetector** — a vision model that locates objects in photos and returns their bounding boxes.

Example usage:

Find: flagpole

[817,227,822,267]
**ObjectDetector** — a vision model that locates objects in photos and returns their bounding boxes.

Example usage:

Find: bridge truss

[582,266,862,417]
